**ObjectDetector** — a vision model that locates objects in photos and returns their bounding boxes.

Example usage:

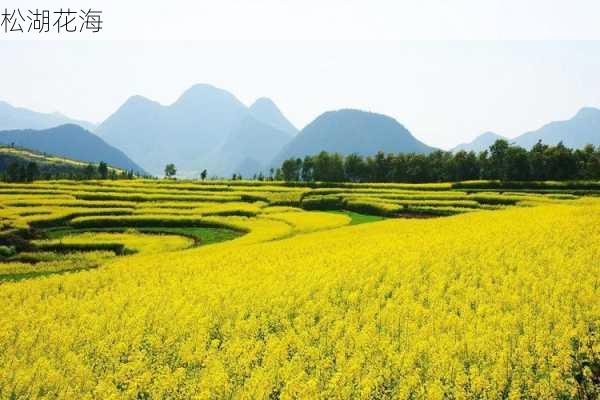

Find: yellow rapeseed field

[0,180,598,399]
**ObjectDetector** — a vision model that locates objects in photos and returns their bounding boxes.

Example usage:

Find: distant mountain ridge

[96,84,295,177]
[249,98,298,136]
[0,124,146,174]
[513,107,600,149]
[0,101,96,132]
[453,108,600,153]
[4,90,598,178]
[451,132,506,153]
[272,109,434,166]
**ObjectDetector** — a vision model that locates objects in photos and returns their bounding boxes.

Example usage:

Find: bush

[345,200,400,217]
[33,242,126,255]
[301,195,343,210]
[0,245,16,258]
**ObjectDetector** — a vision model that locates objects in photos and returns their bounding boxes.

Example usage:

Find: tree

[17,165,27,182]
[200,169,207,181]
[575,144,600,179]
[83,163,97,180]
[344,153,366,182]
[98,161,109,179]
[488,139,510,180]
[452,150,480,181]
[6,162,20,182]
[301,156,314,182]
[281,158,301,181]
[545,142,577,180]
[273,141,598,184]
[529,140,548,180]
[505,146,530,180]
[313,151,344,182]
[373,151,391,182]
[25,162,39,182]
[164,163,177,179]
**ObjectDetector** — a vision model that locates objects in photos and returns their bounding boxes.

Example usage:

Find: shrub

[301,195,344,210]
[0,245,16,258]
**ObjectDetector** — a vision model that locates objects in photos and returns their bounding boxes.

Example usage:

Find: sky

[2,1,600,149]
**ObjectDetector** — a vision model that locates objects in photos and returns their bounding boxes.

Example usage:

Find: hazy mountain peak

[0,124,146,174]
[97,84,251,175]
[513,107,600,149]
[0,100,96,132]
[272,108,433,166]
[125,94,153,104]
[451,131,505,153]
[119,95,162,112]
[249,97,297,135]
[574,106,600,119]
[479,131,503,139]
[174,83,245,109]
[251,97,277,108]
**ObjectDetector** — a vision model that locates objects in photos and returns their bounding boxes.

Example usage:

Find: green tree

[575,144,600,179]
[200,169,207,181]
[83,164,97,180]
[488,139,510,180]
[164,163,177,179]
[505,146,530,180]
[6,162,20,182]
[281,158,302,181]
[545,142,577,180]
[529,140,548,180]
[301,156,314,181]
[452,150,480,181]
[344,153,366,182]
[25,162,39,182]
[98,161,109,179]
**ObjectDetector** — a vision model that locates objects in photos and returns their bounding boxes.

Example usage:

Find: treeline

[0,159,138,183]
[278,140,600,182]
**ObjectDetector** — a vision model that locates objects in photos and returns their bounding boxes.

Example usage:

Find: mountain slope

[451,131,506,153]
[232,157,264,178]
[513,107,600,149]
[272,109,434,165]
[0,101,96,132]
[0,145,129,178]
[96,85,295,177]
[0,124,146,174]
[208,116,292,176]
[249,98,298,136]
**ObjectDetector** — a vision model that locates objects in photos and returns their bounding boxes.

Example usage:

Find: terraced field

[0,179,598,398]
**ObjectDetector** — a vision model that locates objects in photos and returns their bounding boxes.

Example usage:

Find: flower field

[0,179,598,399]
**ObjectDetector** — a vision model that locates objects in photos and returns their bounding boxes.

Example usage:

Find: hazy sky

[2,1,600,149]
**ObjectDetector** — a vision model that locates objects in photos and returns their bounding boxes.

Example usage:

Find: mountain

[96,85,295,177]
[0,124,146,174]
[451,131,506,153]
[249,98,298,136]
[272,109,434,165]
[0,101,96,132]
[513,107,600,149]
[232,157,264,179]
[205,116,293,177]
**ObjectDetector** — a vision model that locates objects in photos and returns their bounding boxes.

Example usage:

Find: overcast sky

[2,1,600,149]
